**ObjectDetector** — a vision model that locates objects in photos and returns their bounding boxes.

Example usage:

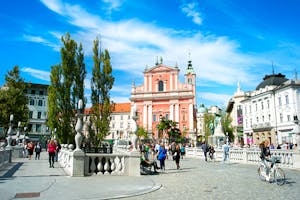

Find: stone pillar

[72,150,85,176]
[126,151,141,176]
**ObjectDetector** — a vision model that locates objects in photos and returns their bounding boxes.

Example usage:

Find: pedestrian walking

[222,141,230,163]
[201,140,208,162]
[54,140,61,162]
[27,141,34,160]
[35,141,42,160]
[23,141,28,158]
[48,139,57,168]
[180,144,185,159]
[174,144,181,169]
[157,144,167,170]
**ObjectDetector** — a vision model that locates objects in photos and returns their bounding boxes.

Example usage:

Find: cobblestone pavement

[125,157,300,200]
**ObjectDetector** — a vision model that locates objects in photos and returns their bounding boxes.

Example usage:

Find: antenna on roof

[272,61,275,74]
[295,68,298,80]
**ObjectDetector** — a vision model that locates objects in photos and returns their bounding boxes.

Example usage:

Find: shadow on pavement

[0,162,23,179]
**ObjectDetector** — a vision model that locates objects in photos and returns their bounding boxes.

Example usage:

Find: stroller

[208,146,215,162]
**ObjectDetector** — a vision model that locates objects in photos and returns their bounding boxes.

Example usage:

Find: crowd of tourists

[22,139,61,168]
[139,141,187,174]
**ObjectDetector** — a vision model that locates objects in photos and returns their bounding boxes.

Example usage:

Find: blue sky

[0,0,299,108]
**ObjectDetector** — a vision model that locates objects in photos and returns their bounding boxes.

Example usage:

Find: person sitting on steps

[140,150,159,173]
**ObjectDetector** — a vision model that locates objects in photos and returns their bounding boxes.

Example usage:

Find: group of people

[23,141,42,160]
[140,141,185,174]
[22,139,61,168]
[201,140,230,163]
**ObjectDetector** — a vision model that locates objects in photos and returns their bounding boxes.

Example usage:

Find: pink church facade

[130,59,197,141]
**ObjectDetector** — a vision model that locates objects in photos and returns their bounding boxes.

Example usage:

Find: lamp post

[130,103,138,151]
[6,114,14,149]
[23,127,27,144]
[74,99,83,151]
[293,114,300,151]
[16,121,21,145]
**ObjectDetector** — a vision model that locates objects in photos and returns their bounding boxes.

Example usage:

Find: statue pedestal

[72,150,85,177]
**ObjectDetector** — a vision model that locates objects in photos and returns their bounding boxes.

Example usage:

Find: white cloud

[37,0,273,105]
[181,2,202,25]
[21,67,50,81]
[40,0,64,14]
[23,34,60,51]
[199,92,231,106]
[102,0,125,14]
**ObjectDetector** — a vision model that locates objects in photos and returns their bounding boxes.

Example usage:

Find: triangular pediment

[145,64,177,73]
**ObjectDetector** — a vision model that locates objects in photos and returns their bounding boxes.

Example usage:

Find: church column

[189,103,193,131]
[149,76,152,91]
[175,104,179,122]
[164,80,167,91]
[175,74,178,90]
[144,75,147,92]
[148,105,152,131]
[143,104,147,129]
[170,73,173,90]
[170,104,174,121]
[155,81,158,92]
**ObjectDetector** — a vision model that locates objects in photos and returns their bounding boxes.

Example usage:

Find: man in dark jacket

[201,140,208,161]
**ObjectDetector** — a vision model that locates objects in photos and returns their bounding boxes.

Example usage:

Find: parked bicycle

[257,155,286,185]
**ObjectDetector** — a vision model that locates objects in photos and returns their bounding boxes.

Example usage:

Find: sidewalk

[0,151,161,200]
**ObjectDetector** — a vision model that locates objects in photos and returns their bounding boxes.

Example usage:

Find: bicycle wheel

[257,165,266,181]
[274,167,285,185]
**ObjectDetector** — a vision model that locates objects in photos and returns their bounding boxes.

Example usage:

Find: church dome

[198,105,206,113]
[256,73,288,90]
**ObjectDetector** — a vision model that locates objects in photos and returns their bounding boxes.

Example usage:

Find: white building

[226,82,248,146]
[24,83,50,141]
[83,103,132,141]
[196,104,207,140]
[241,73,300,146]
[107,103,131,140]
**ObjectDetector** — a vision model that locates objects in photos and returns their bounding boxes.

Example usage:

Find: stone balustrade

[0,146,24,169]
[185,147,300,169]
[58,144,140,177]
[0,149,11,169]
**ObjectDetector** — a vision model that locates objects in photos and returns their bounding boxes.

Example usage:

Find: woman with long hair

[47,139,57,168]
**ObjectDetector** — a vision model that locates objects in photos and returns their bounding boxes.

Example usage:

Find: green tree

[90,37,115,146]
[137,126,148,139]
[72,43,87,110]
[221,111,234,142]
[157,117,181,143]
[0,66,29,134]
[47,33,86,144]
[203,112,215,142]
[47,65,62,137]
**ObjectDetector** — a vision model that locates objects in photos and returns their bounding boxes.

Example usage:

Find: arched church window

[158,80,164,91]
[188,78,192,84]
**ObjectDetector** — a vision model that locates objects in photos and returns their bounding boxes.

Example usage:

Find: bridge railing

[58,144,140,177]
[185,147,300,169]
[0,146,24,169]
[0,149,11,169]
